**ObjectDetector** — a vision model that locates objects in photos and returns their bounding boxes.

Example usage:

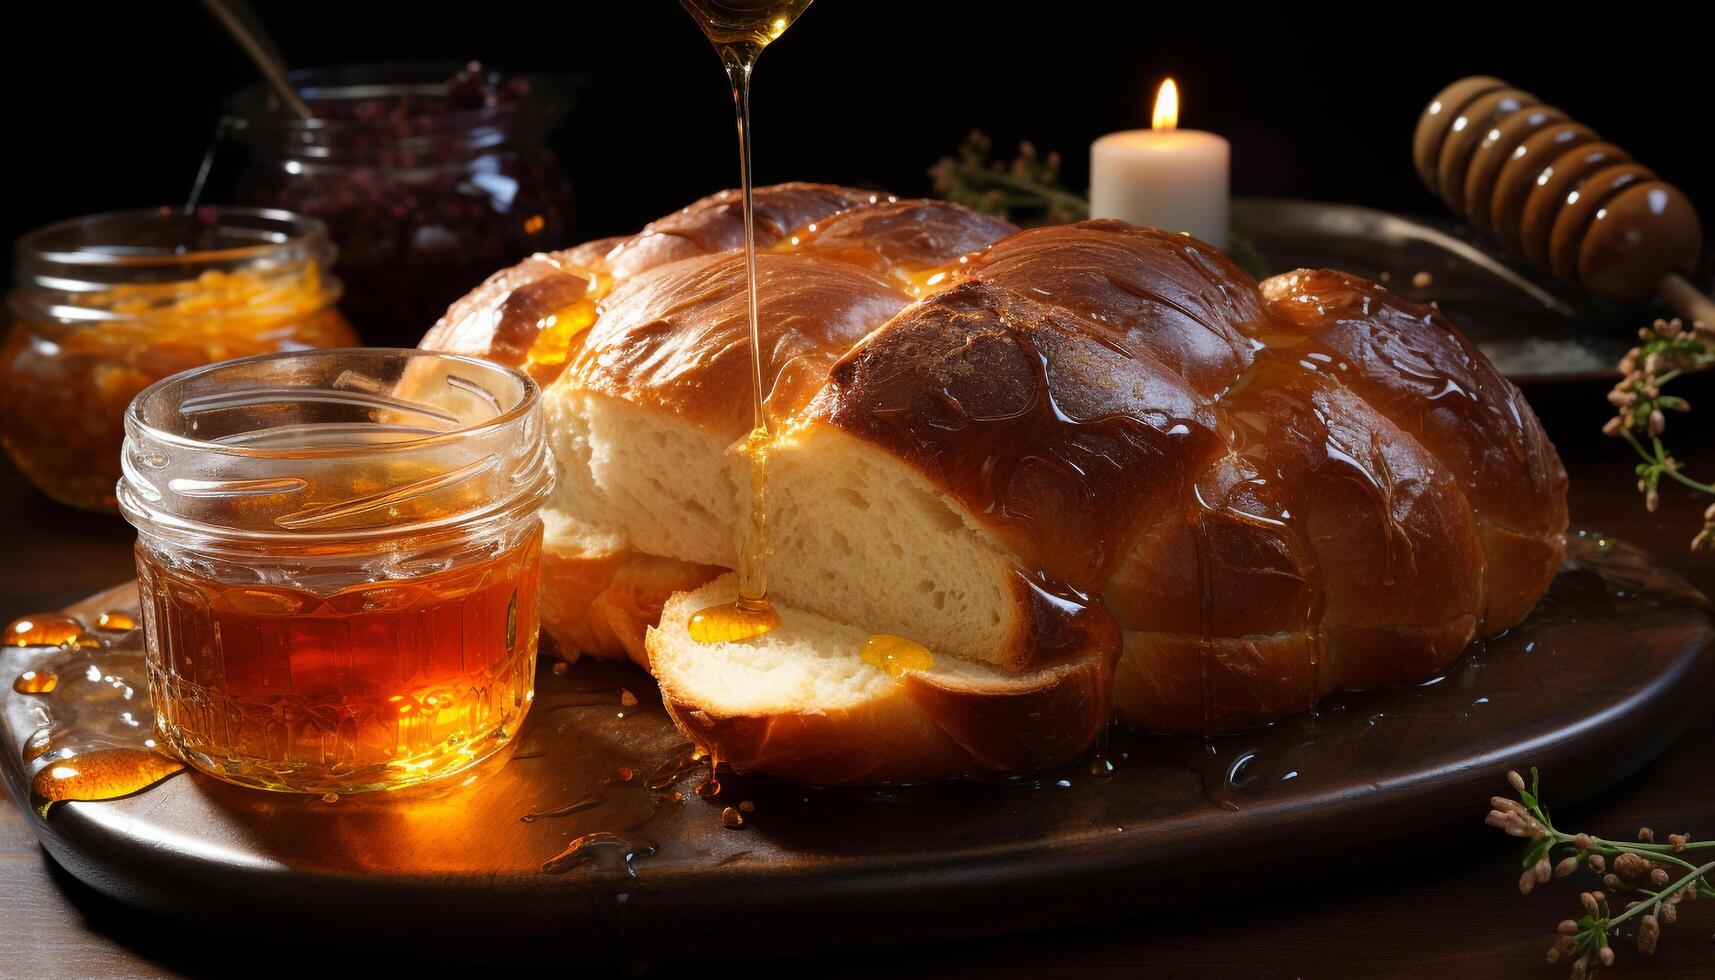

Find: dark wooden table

[3,380,1713,978]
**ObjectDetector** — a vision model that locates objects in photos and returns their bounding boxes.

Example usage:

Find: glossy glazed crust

[567,251,906,441]
[427,187,1567,759]
[813,222,1563,729]
[420,183,905,383]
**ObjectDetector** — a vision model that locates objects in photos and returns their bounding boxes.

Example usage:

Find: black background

[5,0,1711,261]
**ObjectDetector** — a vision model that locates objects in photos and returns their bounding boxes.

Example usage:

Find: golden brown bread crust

[541,549,721,668]
[568,251,907,440]
[420,183,900,383]
[808,221,1558,730]
[428,186,1568,768]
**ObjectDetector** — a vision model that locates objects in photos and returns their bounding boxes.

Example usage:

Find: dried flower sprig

[1603,317,1715,548]
[930,130,1090,226]
[1487,768,1714,976]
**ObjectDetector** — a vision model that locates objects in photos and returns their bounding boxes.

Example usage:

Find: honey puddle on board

[5,611,185,810]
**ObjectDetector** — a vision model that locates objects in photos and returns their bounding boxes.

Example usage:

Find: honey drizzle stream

[681,1,811,644]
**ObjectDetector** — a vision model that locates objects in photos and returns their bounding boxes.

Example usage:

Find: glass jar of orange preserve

[117,349,553,794]
[2,207,357,511]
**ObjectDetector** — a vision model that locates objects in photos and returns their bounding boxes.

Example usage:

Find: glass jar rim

[125,346,539,460]
[10,206,341,327]
[224,61,579,144]
[119,347,553,546]
[15,205,334,275]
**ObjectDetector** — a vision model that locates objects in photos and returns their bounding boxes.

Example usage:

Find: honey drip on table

[31,749,184,806]
[13,669,57,695]
[860,634,934,677]
[4,616,82,648]
[680,0,811,645]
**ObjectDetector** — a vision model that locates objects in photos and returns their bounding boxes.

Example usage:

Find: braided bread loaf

[422,183,1567,783]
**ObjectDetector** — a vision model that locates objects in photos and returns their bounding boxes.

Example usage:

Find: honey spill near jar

[5,610,186,808]
[680,0,813,645]
[116,348,554,794]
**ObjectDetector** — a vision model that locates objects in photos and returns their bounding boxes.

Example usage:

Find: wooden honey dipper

[1414,75,1715,325]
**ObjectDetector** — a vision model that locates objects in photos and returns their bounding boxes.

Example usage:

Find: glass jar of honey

[2,207,358,511]
[117,349,553,794]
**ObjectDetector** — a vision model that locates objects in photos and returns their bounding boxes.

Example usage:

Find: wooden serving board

[2,534,1711,969]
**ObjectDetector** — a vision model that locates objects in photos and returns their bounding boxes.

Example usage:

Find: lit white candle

[1089,79,1230,249]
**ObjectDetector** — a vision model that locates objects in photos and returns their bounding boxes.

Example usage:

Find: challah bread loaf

[423,183,1567,782]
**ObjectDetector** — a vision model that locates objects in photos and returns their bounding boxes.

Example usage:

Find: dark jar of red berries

[227,62,575,347]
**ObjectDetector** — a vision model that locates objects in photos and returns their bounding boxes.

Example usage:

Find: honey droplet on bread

[860,634,934,677]
[687,596,782,643]
[523,296,600,375]
[12,669,58,695]
[31,749,184,805]
[4,615,81,648]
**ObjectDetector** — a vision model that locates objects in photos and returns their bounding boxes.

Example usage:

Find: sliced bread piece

[648,575,1114,784]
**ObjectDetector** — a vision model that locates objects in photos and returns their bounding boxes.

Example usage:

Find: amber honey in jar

[117,349,553,794]
[1,207,357,511]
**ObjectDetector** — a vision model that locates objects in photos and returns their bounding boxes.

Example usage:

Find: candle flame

[1152,78,1179,131]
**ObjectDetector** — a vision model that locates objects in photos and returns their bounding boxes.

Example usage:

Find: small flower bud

[1647,489,1660,512]
[1662,901,1678,924]
[1588,854,1606,873]
[1508,770,1526,793]
[1582,892,1599,914]
[1603,416,1624,436]
[1651,868,1670,887]
[1615,852,1651,878]
[1574,833,1592,850]
[1519,869,1537,894]
[1535,858,1552,883]
[1604,873,1623,890]
[1599,947,1615,967]
[1555,857,1579,878]
[1558,919,1579,935]
[1638,827,1655,843]
[1638,913,1660,954]
[1668,832,1689,848]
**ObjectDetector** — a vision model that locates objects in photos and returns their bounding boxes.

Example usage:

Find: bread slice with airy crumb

[647,575,1114,784]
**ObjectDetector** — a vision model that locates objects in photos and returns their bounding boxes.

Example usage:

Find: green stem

[1651,435,1715,494]
[964,169,1091,217]
[1617,428,1715,496]
[1607,858,1715,929]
